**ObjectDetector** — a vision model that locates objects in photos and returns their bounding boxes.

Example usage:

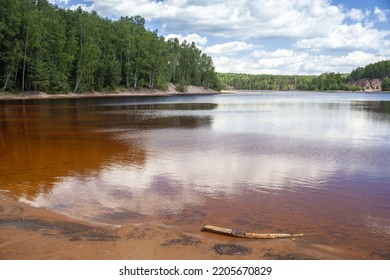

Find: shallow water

[1,92,390,258]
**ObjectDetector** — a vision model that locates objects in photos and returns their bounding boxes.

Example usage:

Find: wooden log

[201,225,304,239]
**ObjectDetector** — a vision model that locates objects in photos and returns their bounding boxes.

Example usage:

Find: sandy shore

[0,84,219,100]
[0,192,354,260]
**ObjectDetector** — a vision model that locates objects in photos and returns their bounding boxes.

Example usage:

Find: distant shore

[220,89,387,94]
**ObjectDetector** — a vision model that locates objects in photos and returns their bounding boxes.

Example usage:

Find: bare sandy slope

[0,193,353,260]
[0,84,218,100]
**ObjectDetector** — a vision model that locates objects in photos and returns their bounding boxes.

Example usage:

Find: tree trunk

[133,69,138,89]
[149,68,156,89]
[2,68,13,92]
[22,33,29,92]
[74,73,82,92]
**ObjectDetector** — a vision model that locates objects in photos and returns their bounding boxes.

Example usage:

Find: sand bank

[0,84,218,101]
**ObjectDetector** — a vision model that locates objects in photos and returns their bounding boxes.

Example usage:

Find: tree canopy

[218,72,362,91]
[0,0,219,93]
[349,60,390,80]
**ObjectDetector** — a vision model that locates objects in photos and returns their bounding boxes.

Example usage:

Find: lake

[1,91,390,258]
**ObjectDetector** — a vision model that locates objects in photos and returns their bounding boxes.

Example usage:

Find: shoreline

[0,84,219,101]
[220,89,387,94]
[2,88,388,101]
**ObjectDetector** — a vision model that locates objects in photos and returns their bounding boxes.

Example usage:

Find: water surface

[1,92,390,258]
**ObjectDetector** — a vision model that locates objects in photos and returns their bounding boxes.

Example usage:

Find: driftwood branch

[201,225,304,239]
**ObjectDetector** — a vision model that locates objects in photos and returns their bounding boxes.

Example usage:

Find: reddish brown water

[1,92,390,259]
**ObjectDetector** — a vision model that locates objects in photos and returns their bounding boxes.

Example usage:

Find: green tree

[350,60,390,81]
[0,0,23,91]
[382,77,390,91]
[73,10,102,92]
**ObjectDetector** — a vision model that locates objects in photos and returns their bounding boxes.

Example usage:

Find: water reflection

[212,100,390,145]
[0,102,147,199]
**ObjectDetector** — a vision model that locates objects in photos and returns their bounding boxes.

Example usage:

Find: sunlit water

[1,92,390,258]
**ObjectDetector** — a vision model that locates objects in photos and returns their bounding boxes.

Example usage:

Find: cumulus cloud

[213,49,387,75]
[165,33,208,47]
[374,7,388,22]
[72,1,389,47]
[48,0,70,4]
[78,0,346,40]
[346,8,366,22]
[295,23,390,51]
[300,51,385,74]
[204,41,254,55]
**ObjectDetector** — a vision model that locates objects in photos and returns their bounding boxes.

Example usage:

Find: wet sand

[0,193,354,260]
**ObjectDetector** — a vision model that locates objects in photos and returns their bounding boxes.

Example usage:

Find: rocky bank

[350,78,383,91]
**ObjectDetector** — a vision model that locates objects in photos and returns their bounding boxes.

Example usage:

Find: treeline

[0,0,219,93]
[349,60,390,80]
[349,60,390,91]
[219,60,390,92]
[218,72,362,91]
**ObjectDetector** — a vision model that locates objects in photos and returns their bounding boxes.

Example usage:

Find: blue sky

[49,0,390,75]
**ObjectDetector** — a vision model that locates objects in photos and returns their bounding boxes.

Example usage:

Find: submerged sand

[0,193,355,260]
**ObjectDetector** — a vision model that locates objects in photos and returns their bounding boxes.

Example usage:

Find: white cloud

[346,8,365,22]
[212,51,305,75]
[80,0,345,40]
[300,51,385,74]
[48,0,70,4]
[213,49,387,75]
[295,23,390,51]
[204,41,254,55]
[374,7,388,22]
[165,33,208,47]
[76,1,389,49]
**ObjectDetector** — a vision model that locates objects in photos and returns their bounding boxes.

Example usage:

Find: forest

[349,60,390,91]
[218,72,360,91]
[349,60,390,80]
[0,0,219,93]
[219,60,390,91]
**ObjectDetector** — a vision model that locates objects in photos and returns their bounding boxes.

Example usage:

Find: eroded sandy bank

[0,84,219,101]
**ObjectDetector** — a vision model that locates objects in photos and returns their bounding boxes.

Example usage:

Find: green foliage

[218,61,390,92]
[217,72,362,91]
[175,80,188,92]
[349,60,390,80]
[382,77,390,91]
[0,0,219,93]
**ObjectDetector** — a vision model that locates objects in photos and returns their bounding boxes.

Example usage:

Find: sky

[49,0,390,75]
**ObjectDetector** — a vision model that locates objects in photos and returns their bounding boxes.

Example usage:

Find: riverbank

[0,192,361,260]
[2,88,387,101]
[0,84,219,101]
[220,89,387,94]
